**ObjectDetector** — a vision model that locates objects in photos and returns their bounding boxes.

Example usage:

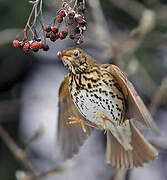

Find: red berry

[38,42,44,49]
[56,16,63,23]
[49,32,56,42]
[57,51,63,58]
[51,25,59,34]
[30,42,40,49]
[67,10,75,19]
[13,40,20,47]
[45,25,51,32]
[59,31,66,40]
[58,9,66,17]
[62,29,68,36]
[23,44,30,52]
[55,34,60,40]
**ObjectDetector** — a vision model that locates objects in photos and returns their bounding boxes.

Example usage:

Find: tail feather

[106,121,158,168]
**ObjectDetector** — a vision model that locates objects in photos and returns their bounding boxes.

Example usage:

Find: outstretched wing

[57,74,93,159]
[102,64,159,134]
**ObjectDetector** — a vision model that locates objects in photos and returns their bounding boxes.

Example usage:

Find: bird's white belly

[71,86,132,150]
[71,86,122,127]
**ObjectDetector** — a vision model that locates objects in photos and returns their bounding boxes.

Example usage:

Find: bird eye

[73,51,79,57]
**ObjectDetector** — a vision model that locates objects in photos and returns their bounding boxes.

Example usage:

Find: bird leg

[95,112,117,129]
[68,116,100,133]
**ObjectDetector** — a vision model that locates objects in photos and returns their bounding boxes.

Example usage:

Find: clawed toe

[94,112,117,129]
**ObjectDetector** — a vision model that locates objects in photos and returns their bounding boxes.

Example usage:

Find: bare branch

[149,76,167,115]
[0,125,37,179]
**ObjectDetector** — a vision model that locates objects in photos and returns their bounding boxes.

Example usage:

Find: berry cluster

[45,7,87,45]
[13,39,49,52]
[13,0,87,52]
[45,25,68,42]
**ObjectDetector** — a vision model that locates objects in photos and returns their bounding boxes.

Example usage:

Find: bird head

[57,47,98,74]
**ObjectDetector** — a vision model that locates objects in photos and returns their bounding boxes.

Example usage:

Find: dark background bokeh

[0,0,167,180]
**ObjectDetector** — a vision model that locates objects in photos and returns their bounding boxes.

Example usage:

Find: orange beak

[57,50,71,58]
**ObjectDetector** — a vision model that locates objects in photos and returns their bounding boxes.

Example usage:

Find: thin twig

[36,160,72,179]
[113,10,156,58]
[149,76,167,115]
[109,0,146,20]
[0,124,71,180]
[23,125,43,152]
[0,125,37,179]
[89,0,115,46]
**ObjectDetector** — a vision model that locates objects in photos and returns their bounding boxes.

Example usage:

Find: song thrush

[57,47,159,168]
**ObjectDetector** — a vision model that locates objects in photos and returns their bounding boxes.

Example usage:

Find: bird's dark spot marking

[102,79,109,86]
[88,83,91,89]
[108,105,110,110]
[111,113,114,119]
[93,84,98,88]
[94,94,98,98]
[116,107,121,112]
[83,76,88,80]
[116,95,124,100]
[92,79,97,83]
[76,103,79,108]
[118,113,120,117]
[105,92,108,96]
[112,105,114,108]
[109,79,114,82]
[114,83,122,92]
[100,102,106,109]
[99,88,102,93]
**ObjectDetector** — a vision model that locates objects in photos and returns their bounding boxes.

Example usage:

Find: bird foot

[95,112,117,129]
[68,116,100,133]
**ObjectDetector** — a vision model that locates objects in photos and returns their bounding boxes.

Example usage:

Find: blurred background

[0,0,167,179]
